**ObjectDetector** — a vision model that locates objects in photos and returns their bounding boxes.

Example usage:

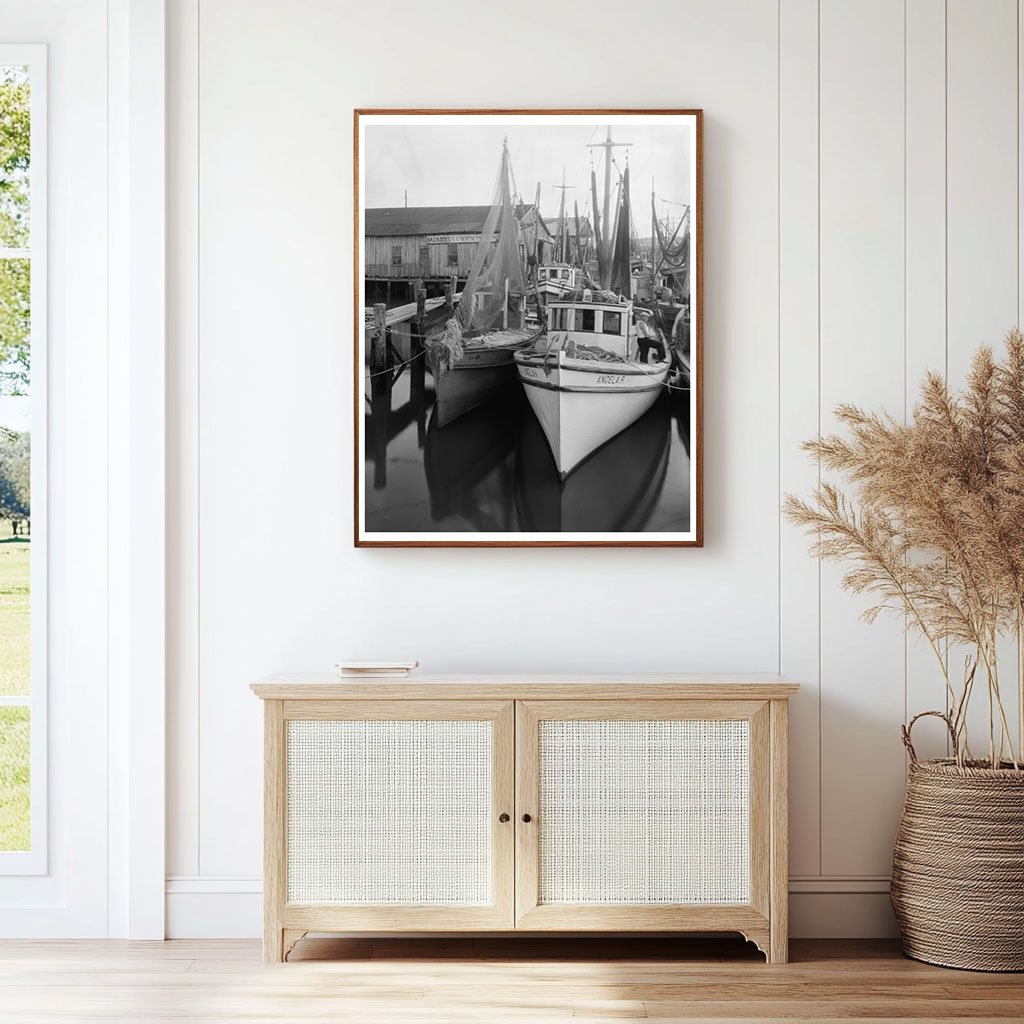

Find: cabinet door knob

[498,813,510,823]
[521,813,532,823]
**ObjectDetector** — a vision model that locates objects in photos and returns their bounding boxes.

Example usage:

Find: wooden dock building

[364,204,554,306]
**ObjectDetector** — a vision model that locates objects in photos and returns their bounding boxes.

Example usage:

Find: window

[418,245,429,266]
[602,311,622,335]
[580,309,596,332]
[391,245,402,266]
[551,307,569,332]
[447,243,459,266]
[0,53,43,871]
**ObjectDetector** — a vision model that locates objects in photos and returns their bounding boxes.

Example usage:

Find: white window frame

[0,46,47,876]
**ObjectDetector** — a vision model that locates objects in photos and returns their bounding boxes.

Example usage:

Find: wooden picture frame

[354,109,703,547]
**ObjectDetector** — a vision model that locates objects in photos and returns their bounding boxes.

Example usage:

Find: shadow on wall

[789,688,905,939]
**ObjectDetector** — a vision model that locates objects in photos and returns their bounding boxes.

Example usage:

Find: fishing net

[456,144,527,333]
[559,287,621,304]
[654,207,690,294]
[609,166,632,298]
[426,317,464,379]
[591,167,604,283]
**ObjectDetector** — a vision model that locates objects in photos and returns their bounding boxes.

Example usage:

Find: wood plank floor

[0,936,1021,1023]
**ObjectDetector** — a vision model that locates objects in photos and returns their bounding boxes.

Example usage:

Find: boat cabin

[538,265,577,285]
[546,292,635,360]
[536,264,580,297]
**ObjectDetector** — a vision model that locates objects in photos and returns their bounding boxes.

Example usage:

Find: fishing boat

[514,392,671,531]
[514,290,670,477]
[534,168,587,301]
[514,129,672,477]
[429,336,534,428]
[536,263,581,299]
[426,140,542,428]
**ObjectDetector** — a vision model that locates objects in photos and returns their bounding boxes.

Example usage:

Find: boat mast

[587,127,631,283]
[532,181,542,264]
[551,167,574,264]
[601,129,612,256]
[651,180,657,296]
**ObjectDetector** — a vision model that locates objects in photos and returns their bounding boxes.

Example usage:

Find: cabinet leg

[264,926,308,963]
[264,926,309,963]
[282,928,308,961]
[769,927,789,965]
[741,927,771,963]
[264,924,284,964]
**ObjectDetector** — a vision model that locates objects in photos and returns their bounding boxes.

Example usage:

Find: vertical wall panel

[779,0,821,878]
[818,0,907,875]
[947,0,1020,762]
[904,0,948,756]
[167,0,201,879]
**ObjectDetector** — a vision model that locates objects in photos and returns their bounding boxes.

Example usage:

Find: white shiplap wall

[165,0,1024,938]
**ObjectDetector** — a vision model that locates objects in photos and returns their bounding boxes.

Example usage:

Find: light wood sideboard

[252,676,798,963]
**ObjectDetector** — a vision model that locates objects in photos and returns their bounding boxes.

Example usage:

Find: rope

[364,346,426,381]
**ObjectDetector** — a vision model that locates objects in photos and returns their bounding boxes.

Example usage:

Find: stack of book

[335,660,419,680]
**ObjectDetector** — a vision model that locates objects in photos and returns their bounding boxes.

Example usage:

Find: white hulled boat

[514,290,670,477]
[515,129,675,478]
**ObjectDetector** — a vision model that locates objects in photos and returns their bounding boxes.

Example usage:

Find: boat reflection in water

[514,396,667,532]
[423,389,524,531]
[363,369,691,534]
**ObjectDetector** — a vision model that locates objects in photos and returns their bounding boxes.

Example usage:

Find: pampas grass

[785,328,1024,769]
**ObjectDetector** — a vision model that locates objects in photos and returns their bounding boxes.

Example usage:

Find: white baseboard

[165,877,898,940]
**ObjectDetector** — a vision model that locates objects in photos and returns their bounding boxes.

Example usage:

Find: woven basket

[891,711,1024,972]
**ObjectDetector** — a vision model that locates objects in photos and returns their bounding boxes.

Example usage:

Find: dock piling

[371,302,389,397]
[411,280,427,427]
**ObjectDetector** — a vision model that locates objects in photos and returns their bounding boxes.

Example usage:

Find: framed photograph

[354,109,702,547]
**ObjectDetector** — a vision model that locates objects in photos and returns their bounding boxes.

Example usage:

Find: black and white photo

[355,110,702,546]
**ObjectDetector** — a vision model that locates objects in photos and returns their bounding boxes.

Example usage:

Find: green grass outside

[0,524,30,850]
[0,705,28,850]
[0,533,29,697]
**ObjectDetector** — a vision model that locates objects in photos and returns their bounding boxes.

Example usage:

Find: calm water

[364,333,692,534]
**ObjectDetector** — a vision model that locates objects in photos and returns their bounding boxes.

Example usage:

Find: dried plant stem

[988,683,995,766]
[1018,612,1024,763]
[953,658,976,766]
[987,628,997,764]
[911,611,959,712]
[976,637,1020,769]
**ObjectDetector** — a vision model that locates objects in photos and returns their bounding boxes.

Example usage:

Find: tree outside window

[0,64,32,855]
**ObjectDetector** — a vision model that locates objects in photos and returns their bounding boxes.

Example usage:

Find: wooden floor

[0,936,1021,1023]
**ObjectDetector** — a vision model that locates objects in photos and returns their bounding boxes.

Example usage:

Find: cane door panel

[278,699,515,930]
[515,700,770,932]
